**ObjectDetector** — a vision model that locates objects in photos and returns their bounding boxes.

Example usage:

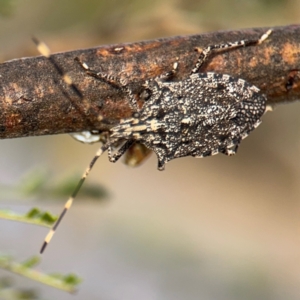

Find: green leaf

[21,256,40,269]
[17,168,109,201]
[0,208,57,228]
[50,273,82,286]
[25,208,57,225]
[0,254,81,293]
[51,175,109,200]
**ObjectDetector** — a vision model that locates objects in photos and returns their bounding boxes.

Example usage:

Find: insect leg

[108,140,135,163]
[191,29,272,74]
[75,58,138,112]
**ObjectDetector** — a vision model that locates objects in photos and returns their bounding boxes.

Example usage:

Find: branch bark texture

[0,25,299,139]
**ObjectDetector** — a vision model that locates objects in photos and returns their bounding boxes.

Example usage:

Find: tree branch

[0,25,299,139]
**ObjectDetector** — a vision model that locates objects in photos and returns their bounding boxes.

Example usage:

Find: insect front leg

[75,58,139,112]
[108,140,135,163]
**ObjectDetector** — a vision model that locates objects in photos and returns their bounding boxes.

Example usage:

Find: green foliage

[19,168,109,201]
[49,273,82,286]
[0,254,82,293]
[0,168,108,296]
[25,208,57,226]
[50,174,108,199]
[0,276,38,300]
[0,208,57,227]
[0,0,13,17]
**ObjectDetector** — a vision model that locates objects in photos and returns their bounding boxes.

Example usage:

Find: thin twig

[0,208,56,228]
[0,255,81,293]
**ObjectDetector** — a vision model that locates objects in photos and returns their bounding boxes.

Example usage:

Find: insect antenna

[32,37,96,127]
[40,142,113,253]
[32,37,112,253]
[32,37,82,97]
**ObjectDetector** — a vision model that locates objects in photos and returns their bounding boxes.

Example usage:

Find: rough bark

[0,25,299,139]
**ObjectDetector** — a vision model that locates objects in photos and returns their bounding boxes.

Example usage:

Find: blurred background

[0,0,300,299]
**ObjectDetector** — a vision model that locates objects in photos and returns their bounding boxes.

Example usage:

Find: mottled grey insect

[35,29,272,253]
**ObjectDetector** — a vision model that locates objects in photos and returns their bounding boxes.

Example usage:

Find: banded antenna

[33,38,126,253]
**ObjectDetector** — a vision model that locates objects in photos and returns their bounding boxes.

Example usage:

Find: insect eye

[133,112,140,118]
[140,88,152,101]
